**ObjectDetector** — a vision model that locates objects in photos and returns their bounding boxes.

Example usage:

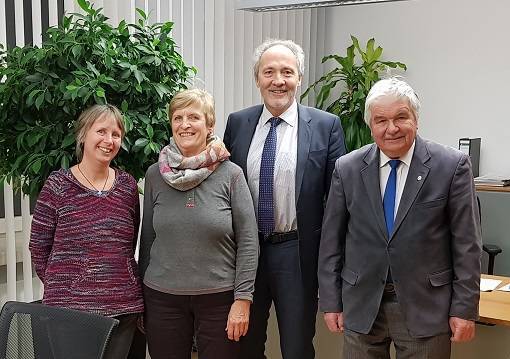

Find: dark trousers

[144,286,240,359]
[240,240,318,359]
[127,326,147,359]
[104,313,139,359]
[343,287,451,359]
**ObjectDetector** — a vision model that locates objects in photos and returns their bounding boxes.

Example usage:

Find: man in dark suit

[223,39,346,359]
[318,77,481,359]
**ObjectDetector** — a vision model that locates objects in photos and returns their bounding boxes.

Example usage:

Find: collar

[379,140,416,168]
[260,99,298,127]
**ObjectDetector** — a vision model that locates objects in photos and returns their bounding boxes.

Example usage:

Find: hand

[449,316,475,342]
[324,312,344,333]
[226,299,251,341]
[137,314,145,334]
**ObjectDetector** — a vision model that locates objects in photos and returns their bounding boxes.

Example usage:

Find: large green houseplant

[301,35,406,152]
[0,0,194,195]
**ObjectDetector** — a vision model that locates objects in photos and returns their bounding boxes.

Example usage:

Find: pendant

[186,190,195,208]
[97,191,102,195]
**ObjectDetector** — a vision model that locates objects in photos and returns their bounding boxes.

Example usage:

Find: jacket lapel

[361,144,388,241]
[390,136,430,241]
[296,105,312,204]
[238,106,263,176]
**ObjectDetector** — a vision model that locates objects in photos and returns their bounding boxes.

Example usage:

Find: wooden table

[479,274,510,326]
[475,185,510,193]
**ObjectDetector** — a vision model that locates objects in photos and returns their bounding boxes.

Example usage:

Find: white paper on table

[480,278,502,291]
[496,284,510,292]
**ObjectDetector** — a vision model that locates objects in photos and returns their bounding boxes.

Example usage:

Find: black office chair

[483,244,502,275]
[477,196,503,275]
[0,301,118,359]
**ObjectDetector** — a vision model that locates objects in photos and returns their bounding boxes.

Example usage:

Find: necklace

[77,164,109,195]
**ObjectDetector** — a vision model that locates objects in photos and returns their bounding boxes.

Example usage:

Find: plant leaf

[35,92,45,109]
[133,138,149,150]
[302,35,406,153]
[31,159,42,174]
[77,0,94,14]
[146,124,154,139]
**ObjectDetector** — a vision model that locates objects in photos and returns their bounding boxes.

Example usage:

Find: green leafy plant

[0,0,194,195]
[301,35,406,152]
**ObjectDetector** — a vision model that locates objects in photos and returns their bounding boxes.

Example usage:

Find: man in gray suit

[224,39,345,358]
[318,77,481,358]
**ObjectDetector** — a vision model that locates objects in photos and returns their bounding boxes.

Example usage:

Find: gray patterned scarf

[158,135,230,191]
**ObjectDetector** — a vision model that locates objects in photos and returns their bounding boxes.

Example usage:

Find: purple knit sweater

[29,168,144,317]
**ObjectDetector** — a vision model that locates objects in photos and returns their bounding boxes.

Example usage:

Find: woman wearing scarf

[139,89,259,359]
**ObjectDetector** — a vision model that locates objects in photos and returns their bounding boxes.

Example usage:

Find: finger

[236,323,244,341]
[137,316,145,334]
[325,317,340,333]
[450,329,457,342]
[459,326,474,342]
[327,323,338,332]
[467,327,475,341]
[238,322,246,338]
[326,320,337,332]
[449,321,457,341]
[331,317,340,333]
[233,324,239,341]
[227,322,235,340]
[337,316,344,332]
[451,327,463,342]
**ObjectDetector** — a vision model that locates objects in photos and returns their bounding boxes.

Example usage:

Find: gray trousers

[343,288,451,359]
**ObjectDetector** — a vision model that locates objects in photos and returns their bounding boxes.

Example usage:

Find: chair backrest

[477,195,503,274]
[0,301,118,359]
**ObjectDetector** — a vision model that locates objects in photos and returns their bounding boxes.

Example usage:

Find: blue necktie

[383,159,400,237]
[258,117,281,236]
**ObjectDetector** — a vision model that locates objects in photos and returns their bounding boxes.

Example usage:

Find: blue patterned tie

[383,159,400,237]
[258,117,281,236]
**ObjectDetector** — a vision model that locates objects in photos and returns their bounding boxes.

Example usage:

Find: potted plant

[301,35,406,152]
[0,0,194,195]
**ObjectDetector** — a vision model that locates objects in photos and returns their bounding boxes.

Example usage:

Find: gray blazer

[224,104,346,287]
[318,136,481,338]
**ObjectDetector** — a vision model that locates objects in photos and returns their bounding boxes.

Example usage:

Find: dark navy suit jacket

[223,104,346,288]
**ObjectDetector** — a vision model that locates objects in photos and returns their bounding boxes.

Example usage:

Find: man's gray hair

[253,39,305,80]
[364,77,421,126]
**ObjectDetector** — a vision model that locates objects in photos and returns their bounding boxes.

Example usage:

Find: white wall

[324,0,510,177]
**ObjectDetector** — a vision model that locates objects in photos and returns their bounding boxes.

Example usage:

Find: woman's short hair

[168,88,216,128]
[252,39,305,81]
[75,104,125,161]
[364,77,421,127]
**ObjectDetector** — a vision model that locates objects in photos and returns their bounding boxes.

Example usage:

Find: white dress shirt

[247,100,298,232]
[379,141,416,219]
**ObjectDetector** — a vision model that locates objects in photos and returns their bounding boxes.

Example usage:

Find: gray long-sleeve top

[139,160,259,301]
